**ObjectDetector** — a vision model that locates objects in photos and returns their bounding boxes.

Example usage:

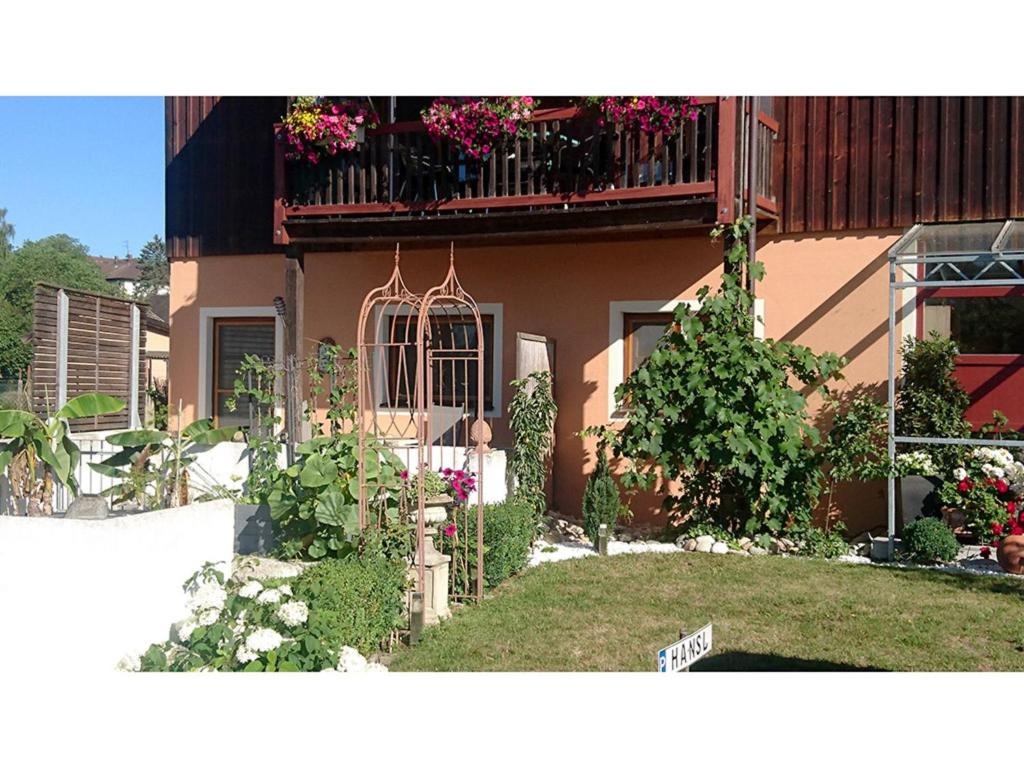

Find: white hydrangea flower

[279,584,293,597]
[197,608,221,627]
[116,654,141,672]
[235,646,258,664]
[336,646,368,672]
[953,467,968,481]
[276,600,309,628]
[238,580,263,599]
[245,628,283,653]
[176,619,197,643]
[186,581,227,613]
[255,588,282,605]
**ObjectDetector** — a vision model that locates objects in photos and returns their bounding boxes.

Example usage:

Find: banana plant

[91,419,238,509]
[0,393,126,516]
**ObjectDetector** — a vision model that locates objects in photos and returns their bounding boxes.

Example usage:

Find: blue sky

[0,97,164,258]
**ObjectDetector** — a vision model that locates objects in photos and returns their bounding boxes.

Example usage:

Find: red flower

[1013,526,1024,537]
[992,522,1004,536]
[957,479,973,493]
[1008,501,1017,515]
[996,479,1010,494]
[980,546,991,559]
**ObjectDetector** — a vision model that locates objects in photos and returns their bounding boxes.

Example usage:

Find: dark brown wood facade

[774,97,1024,234]
[30,285,147,431]
[165,97,1024,257]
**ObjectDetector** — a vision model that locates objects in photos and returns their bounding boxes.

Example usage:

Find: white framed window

[197,307,284,426]
[607,298,765,421]
[373,303,503,418]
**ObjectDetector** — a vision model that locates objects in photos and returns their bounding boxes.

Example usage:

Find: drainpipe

[388,96,396,202]
[747,96,759,302]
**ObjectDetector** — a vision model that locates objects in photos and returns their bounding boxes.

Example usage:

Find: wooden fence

[30,284,146,432]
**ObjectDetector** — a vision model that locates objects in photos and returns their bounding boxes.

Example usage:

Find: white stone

[682,538,698,552]
[695,538,714,553]
[749,546,768,555]
[710,541,729,554]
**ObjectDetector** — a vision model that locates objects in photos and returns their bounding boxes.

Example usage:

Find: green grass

[391,553,1024,671]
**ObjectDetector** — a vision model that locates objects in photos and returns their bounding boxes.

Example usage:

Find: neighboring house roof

[90,256,142,282]
[148,293,169,324]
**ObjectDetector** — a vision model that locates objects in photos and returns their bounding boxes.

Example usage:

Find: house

[90,255,143,296]
[166,96,1024,535]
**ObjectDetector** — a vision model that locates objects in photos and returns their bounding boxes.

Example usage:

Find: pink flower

[400,470,409,480]
[443,524,457,538]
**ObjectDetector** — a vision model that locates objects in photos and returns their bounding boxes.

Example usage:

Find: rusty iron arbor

[356,245,487,602]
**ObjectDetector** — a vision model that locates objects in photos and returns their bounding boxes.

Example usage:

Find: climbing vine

[508,370,557,517]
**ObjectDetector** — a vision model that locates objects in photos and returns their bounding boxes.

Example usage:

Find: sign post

[657,623,712,672]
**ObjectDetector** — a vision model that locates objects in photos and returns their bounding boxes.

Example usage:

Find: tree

[136,234,168,298]
[0,208,14,259]
[610,218,846,536]
[0,234,113,378]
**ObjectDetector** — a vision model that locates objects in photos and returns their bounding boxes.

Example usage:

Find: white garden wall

[0,500,234,671]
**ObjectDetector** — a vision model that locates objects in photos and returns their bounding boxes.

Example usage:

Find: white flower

[238,580,263,599]
[279,584,293,597]
[186,581,227,613]
[365,662,389,673]
[953,467,968,481]
[116,654,140,672]
[276,600,309,628]
[197,608,221,627]
[336,646,368,672]
[175,619,198,643]
[255,588,282,605]
[245,627,283,654]
[235,646,258,664]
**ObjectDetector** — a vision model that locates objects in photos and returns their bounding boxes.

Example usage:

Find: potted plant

[420,97,536,161]
[281,97,379,165]
[940,446,1024,570]
[580,96,700,138]
[894,450,943,531]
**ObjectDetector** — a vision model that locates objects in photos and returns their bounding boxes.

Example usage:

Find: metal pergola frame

[886,220,1024,558]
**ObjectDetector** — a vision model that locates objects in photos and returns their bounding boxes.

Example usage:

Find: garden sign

[657,624,712,672]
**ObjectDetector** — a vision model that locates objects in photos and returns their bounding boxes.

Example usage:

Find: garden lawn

[390,553,1024,671]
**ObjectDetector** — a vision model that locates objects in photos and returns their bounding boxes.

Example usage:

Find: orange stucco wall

[169,229,904,536]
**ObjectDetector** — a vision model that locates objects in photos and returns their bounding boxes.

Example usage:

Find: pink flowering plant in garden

[939,446,1024,558]
[282,97,379,164]
[583,96,700,138]
[421,97,536,160]
[441,466,477,504]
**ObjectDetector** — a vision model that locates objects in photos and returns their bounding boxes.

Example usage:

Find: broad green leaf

[314,489,358,531]
[243,660,264,672]
[89,461,132,479]
[57,394,125,420]
[0,410,34,438]
[180,418,239,445]
[299,455,337,488]
[307,539,327,559]
[106,429,169,447]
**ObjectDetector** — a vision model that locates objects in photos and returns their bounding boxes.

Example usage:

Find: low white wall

[0,500,235,671]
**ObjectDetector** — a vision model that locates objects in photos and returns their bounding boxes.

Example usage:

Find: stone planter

[409,494,452,624]
[997,535,1024,575]
[234,503,275,555]
[897,475,943,533]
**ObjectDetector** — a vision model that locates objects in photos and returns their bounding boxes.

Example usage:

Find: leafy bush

[582,446,628,545]
[902,517,960,564]
[798,522,850,559]
[895,333,971,472]
[461,498,536,589]
[291,551,408,657]
[509,370,557,517]
[610,218,845,537]
[265,432,408,560]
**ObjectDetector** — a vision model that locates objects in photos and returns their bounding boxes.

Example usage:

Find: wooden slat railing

[277,99,725,220]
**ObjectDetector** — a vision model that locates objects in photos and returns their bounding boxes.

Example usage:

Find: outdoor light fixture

[273,296,286,317]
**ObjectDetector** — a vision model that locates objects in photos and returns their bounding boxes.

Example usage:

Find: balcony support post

[284,249,305,452]
[716,97,738,225]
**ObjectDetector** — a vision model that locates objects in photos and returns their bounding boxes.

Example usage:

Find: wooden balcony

[274,97,779,246]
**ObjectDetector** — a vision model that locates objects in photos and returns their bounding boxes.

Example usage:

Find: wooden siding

[166,96,286,260]
[776,97,1024,234]
[30,285,146,431]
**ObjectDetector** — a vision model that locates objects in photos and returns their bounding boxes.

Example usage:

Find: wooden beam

[284,253,305,444]
[716,97,738,223]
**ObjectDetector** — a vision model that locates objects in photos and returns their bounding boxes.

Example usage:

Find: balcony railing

[274,98,778,242]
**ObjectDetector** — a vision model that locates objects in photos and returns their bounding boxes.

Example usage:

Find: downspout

[747,95,759,304]
[388,96,396,202]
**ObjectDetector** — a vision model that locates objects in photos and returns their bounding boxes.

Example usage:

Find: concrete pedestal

[414,531,451,624]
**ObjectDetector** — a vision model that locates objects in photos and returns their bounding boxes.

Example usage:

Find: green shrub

[902,517,960,564]
[292,552,409,657]
[799,522,850,559]
[464,498,536,589]
[582,448,627,545]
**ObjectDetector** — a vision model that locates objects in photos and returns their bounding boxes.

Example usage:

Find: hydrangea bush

[421,97,536,160]
[135,556,402,672]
